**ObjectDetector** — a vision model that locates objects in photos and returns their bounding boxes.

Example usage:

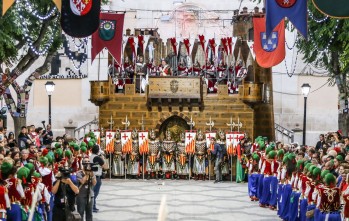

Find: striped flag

[93,130,101,145]
[138,131,149,155]
[105,131,115,153]
[121,131,132,154]
[185,131,196,154]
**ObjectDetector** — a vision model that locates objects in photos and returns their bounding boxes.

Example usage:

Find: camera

[58,167,72,179]
[82,162,98,172]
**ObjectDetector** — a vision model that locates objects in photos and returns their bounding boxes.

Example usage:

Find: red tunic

[263,160,272,176]
[343,193,349,218]
[306,180,315,203]
[42,171,53,192]
[0,186,8,210]
[6,178,22,203]
[21,184,35,210]
[318,186,341,212]
[271,160,279,176]
[301,175,309,195]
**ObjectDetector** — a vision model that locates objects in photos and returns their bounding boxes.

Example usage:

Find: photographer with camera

[89,144,108,213]
[52,166,79,221]
[76,157,97,221]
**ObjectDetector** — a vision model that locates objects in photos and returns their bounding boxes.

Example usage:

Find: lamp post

[301,83,311,146]
[45,81,55,125]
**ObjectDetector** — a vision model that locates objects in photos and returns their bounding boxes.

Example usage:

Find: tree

[297,2,349,136]
[0,0,62,136]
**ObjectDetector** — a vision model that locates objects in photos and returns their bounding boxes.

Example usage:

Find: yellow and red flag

[121,131,132,154]
[105,131,115,153]
[138,131,149,155]
[185,131,196,154]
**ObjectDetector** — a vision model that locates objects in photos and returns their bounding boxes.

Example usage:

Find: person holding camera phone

[51,166,79,221]
[76,157,97,221]
[89,145,108,213]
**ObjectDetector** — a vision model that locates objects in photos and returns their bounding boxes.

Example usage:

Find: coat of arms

[170,80,179,93]
[261,31,278,52]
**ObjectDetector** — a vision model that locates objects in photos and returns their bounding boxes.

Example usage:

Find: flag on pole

[205,132,216,151]
[312,0,349,18]
[105,131,115,153]
[247,41,255,60]
[227,37,237,55]
[226,132,244,156]
[2,0,15,15]
[93,130,101,145]
[253,17,285,68]
[266,0,307,38]
[121,131,132,154]
[91,13,125,64]
[138,131,149,155]
[185,131,196,154]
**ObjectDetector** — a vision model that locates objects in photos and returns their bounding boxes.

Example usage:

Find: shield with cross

[205,132,216,151]
[138,131,149,155]
[226,132,244,156]
[105,130,115,153]
[121,130,132,154]
[185,131,196,154]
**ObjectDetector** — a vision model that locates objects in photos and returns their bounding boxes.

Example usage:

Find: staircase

[74,117,99,140]
[274,123,294,143]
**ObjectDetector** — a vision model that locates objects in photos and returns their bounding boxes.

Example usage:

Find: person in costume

[159,59,172,76]
[161,130,176,180]
[268,150,279,210]
[193,131,207,181]
[127,129,140,179]
[217,131,229,181]
[210,137,223,183]
[259,147,274,208]
[112,130,124,177]
[247,152,260,201]
[38,156,55,221]
[236,136,246,183]
[146,129,161,180]
[2,162,24,221]
[0,182,10,221]
[176,133,190,179]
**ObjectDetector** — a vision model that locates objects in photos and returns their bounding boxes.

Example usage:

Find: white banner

[138,131,149,155]
[185,131,196,154]
[105,131,115,153]
[121,131,132,153]
[247,41,255,60]
[225,132,244,155]
[205,132,216,151]
[93,130,101,145]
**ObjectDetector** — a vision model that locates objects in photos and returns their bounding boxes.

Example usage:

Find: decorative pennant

[60,0,100,37]
[138,131,149,155]
[253,17,286,68]
[207,38,217,58]
[121,130,132,154]
[198,35,205,52]
[205,132,216,151]
[185,131,196,154]
[2,0,15,15]
[105,130,115,153]
[225,132,244,156]
[312,0,349,18]
[170,38,178,55]
[93,130,101,145]
[91,13,125,65]
[247,41,255,60]
[221,38,229,54]
[266,0,307,39]
[227,37,237,55]
[52,0,61,12]
[183,38,191,55]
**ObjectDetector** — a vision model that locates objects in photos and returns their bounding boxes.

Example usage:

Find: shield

[275,0,297,8]
[170,80,179,93]
[99,20,116,41]
[261,31,278,52]
[70,0,92,16]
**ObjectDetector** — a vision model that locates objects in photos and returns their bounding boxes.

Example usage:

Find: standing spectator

[315,134,325,150]
[20,149,29,165]
[210,137,223,183]
[18,126,31,150]
[7,132,17,148]
[89,145,107,213]
[43,124,53,145]
[35,127,44,147]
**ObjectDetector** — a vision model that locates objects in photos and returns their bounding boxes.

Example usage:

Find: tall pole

[48,94,52,125]
[107,115,114,180]
[303,96,307,146]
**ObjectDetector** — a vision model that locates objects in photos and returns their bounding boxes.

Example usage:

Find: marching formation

[247,133,349,221]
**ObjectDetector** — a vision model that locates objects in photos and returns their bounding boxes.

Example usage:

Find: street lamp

[301,83,311,146]
[45,81,55,125]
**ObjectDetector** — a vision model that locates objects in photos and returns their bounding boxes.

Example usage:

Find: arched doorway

[159,115,190,142]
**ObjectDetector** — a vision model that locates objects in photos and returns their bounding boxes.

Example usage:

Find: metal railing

[74,117,99,140]
[274,123,294,142]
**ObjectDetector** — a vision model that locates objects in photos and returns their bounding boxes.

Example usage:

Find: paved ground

[93,179,279,221]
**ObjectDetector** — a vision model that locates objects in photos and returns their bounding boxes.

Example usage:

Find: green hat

[55,143,62,149]
[283,153,290,163]
[32,171,41,178]
[24,163,35,172]
[324,173,336,186]
[39,157,49,166]
[65,150,72,159]
[265,146,273,155]
[252,153,260,161]
[88,140,95,147]
[80,141,87,147]
[336,155,343,162]
[269,142,276,149]
[321,169,330,178]
[55,148,63,158]
[288,153,296,161]
[46,155,53,164]
[308,165,316,174]
[312,167,321,179]
[296,160,304,170]
[1,162,13,175]
[17,167,30,184]
[268,150,276,159]
[277,149,284,157]
[81,146,87,153]
[73,143,80,151]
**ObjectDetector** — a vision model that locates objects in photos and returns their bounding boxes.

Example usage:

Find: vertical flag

[205,132,216,151]
[253,18,285,68]
[266,0,307,38]
[138,131,149,155]
[91,13,125,64]
[105,131,115,153]
[185,131,196,154]
[247,41,256,60]
[121,130,132,154]
[226,133,244,156]
[93,130,101,145]
[227,37,237,55]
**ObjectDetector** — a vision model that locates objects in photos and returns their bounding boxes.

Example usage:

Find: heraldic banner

[121,130,132,154]
[253,17,285,68]
[105,130,115,153]
[205,132,216,152]
[138,131,149,155]
[91,12,125,64]
[185,131,196,154]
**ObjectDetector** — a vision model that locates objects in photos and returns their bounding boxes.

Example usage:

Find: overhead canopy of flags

[91,12,125,64]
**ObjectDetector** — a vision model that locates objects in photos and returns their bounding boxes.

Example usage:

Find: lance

[107,115,114,180]
[205,116,214,181]
[226,116,234,182]
[187,115,195,181]
[138,115,145,180]
[122,115,130,180]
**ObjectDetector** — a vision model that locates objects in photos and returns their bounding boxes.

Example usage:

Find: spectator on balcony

[159,59,172,76]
